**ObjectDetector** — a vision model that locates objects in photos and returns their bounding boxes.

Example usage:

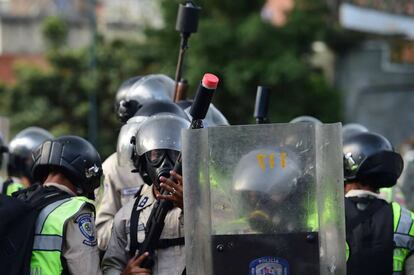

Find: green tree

[0,0,342,158]
[144,0,341,123]
[0,17,158,158]
[42,16,69,50]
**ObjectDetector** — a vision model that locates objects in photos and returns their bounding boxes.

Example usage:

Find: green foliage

[0,37,156,158]
[42,16,69,50]
[0,0,341,158]
[145,0,341,123]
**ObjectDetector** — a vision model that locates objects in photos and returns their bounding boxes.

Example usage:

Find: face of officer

[241,190,284,233]
[233,148,306,233]
[144,149,180,188]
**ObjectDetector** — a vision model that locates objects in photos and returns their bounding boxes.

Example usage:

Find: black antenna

[253,86,271,124]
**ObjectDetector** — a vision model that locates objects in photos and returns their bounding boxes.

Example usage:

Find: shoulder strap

[156,237,185,249]
[136,237,184,251]
[129,186,144,258]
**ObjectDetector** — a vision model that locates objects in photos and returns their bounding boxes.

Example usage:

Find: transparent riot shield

[182,123,345,275]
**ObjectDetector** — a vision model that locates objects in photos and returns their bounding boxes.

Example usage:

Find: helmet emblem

[344,152,358,171]
[85,164,100,178]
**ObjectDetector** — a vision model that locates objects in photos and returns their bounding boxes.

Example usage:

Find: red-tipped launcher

[189,73,220,120]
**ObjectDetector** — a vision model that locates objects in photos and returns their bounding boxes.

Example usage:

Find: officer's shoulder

[69,196,95,211]
[102,152,118,173]
[71,210,98,247]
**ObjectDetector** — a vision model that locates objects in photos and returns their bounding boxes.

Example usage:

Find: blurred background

[0,0,413,159]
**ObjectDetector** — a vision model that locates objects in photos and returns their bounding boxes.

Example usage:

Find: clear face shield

[117,116,148,167]
[145,149,180,166]
[135,115,190,156]
[135,115,190,186]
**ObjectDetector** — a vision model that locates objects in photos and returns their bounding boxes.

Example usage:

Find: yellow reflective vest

[30,196,94,275]
[345,202,414,273]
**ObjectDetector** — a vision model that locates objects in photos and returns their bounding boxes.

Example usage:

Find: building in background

[262,0,414,148]
[334,0,414,148]
[0,0,162,84]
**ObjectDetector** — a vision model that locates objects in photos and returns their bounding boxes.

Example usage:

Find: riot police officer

[343,132,414,274]
[2,127,52,194]
[102,114,190,275]
[17,135,103,274]
[232,147,309,234]
[96,75,176,251]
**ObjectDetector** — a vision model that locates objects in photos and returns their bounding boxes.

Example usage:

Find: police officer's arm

[95,156,123,251]
[102,205,131,275]
[63,206,102,275]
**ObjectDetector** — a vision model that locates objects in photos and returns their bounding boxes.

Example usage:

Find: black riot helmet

[8,127,53,182]
[32,135,102,196]
[133,115,190,187]
[343,132,403,188]
[115,74,175,123]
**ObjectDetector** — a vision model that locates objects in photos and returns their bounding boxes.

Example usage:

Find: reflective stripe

[33,235,62,251]
[31,196,93,275]
[392,202,414,272]
[30,266,43,275]
[394,233,411,248]
[35,198,71,234]
[409,211,414,236]
[396,207,413,235]
[393,247,409,272]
